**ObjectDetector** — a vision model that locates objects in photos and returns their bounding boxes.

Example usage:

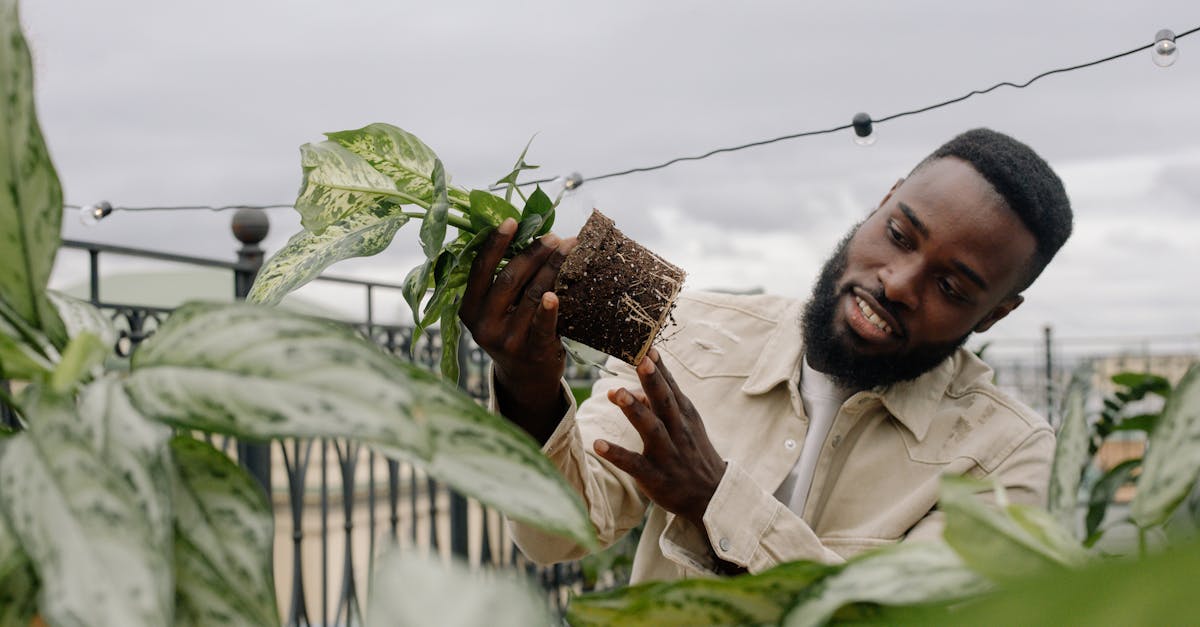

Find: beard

[800,227,970,390]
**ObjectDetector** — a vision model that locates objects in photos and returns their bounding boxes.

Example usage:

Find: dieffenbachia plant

[568,366,1200,625]
[0,3,594,625]
[247,123,559,382]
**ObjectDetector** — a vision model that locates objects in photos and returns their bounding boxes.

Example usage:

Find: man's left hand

[593,348,726,529]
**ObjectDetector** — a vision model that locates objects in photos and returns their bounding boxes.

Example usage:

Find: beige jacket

[505,291,1054,583]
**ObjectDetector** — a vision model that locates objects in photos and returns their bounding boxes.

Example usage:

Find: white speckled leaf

[47,291,116,350]
[296,141,414,235]
[170,436,279,627]
[0,0,66,348]
[1048,372,1089,532]
[0,433,38,627]
[0,386,172,627]
[568,560,832,626]
[1132,364,1200,528]
[248,207,409,306]
[325,123,439,206]
[940,476,1085,583]
[782,542,991,627]
[124,302,596,549]
[367,549,549,627]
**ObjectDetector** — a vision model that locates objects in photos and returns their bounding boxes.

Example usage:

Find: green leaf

[0,385,173,627]
[1048,371,1089,531]
[249,207,410,306]
[939,476,1086,582]
[0,0,67,349]
[1085,458,1140,540]
[1131,364,1200,528]
[46,291,116,349]
[781,542,991,627]
[325,122,440,206]
[492,136,539,205]
[367,549,549,627]
[402,257,434,347]
[1111,413,1160,434]
[419,159,450,261]
[0,431,38,627]
[523,185,556,238]
[906,535,1200,627]
[124,302,597,550]
[49,332,106,394]
[439,302,462,383]
[170,436,279,627]
[0,317,53,381]
[467,190,520,231]
[569,560,833,627]
[295,141,415,235]
[1111,372,1171,398]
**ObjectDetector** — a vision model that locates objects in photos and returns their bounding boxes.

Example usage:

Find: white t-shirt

[772,357,854,516]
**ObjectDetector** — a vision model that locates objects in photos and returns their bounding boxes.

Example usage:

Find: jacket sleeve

[664,423,1057,574]
[502,360,651,565]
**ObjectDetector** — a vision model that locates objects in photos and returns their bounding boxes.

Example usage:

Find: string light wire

[68,25,1197,215]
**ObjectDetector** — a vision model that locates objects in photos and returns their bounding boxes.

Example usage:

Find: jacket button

[718,537,731,552]
[784,439,797,450]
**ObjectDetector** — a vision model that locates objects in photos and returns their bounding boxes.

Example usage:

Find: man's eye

[938,278,967,302]
[886,221,912,249]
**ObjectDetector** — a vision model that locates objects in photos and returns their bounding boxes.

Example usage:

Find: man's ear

[974,294,1024,333]
[871,178,905,215]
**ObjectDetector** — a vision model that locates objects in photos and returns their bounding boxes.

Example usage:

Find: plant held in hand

[250,124,684,378]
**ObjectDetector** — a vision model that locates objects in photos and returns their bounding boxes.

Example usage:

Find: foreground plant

[249,123,684,376]
[568,363,1200,625]
[0,3,594,625]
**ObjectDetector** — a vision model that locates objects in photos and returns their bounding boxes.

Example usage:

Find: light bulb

[852,113,875,147]
[79,201,113,226]
[1153,29,1177,67]
[563,172,584,191]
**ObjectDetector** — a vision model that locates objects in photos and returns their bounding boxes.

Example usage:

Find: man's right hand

[460,218,576,444]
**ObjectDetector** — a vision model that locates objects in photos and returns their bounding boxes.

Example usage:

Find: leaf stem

[400,211,475,233]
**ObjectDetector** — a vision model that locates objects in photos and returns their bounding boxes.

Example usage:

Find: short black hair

[913,128,1073,293]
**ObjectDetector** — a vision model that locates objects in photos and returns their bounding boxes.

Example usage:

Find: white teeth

[855,296,893,335]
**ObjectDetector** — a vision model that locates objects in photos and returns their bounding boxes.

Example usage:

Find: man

[460,128,1072,582]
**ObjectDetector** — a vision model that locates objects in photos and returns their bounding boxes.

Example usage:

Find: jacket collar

[740,298,965,442]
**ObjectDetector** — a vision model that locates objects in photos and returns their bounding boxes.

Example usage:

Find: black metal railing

[49,212,607,625]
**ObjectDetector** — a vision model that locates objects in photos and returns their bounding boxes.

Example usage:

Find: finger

[480,233,560,322]
[461,219,516,324]
[607,387,673,453]
[594,439,651,481]
[648,348,698,417]
[508,236,571,337]
[529,292,561,350]
[636,354,683,434]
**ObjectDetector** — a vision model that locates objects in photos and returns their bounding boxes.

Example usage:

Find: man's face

[802,157,1037,389]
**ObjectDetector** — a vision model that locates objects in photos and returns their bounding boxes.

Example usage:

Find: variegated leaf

[49,332,107,394]
[248,207,409,306]
[47,291,117,350]
[296,141,416,235]
[940,476,1085,583]
[326,123,439,207]
[124,302,597,549]
[1131,364,1200,528]
[782,542,991,627]
[0,432,38,627]
[1048,370,1090,533]
[0,0,66,348]
[568,560,833,626]
[0,315,52,381]
[367,548,549,627]
[170,436,278,627]
[0,386,172,627]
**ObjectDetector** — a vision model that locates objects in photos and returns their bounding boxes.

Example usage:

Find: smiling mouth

[854,296,894,335]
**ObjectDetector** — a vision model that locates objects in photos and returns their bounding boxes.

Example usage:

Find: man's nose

[879,260,921,311]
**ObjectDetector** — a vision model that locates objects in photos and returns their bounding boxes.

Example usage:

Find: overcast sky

[20,1,1200,359]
